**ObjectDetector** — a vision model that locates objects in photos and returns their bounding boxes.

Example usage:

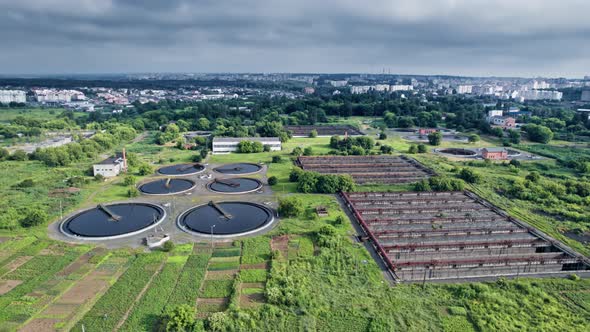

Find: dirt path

[114,259,166,331]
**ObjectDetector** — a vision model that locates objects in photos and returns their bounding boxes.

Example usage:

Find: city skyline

[0,1,589,77]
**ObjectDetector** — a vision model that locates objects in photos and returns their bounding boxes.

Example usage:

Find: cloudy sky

[0,0,589,77]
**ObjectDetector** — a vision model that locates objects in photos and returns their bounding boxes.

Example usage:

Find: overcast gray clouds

[0,0,589,77]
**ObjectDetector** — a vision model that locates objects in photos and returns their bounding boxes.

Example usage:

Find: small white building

[93,153,127,177]
[212,137,282,154]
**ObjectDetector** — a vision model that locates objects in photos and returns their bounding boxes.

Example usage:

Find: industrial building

[482,147,508,160]
[342,191,590,282]
[93,152,127,178]
[212,137,281,154]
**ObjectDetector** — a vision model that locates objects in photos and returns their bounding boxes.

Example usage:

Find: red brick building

[482,147,508,160]
[418,128,438,135]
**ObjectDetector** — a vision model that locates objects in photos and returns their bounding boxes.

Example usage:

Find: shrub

[468,134,480,143]
[268,176,278,185]
[192,154,203,162]
[379,132,387,140]
[292,147,303,156]
[408,145,418,154]
[127,187,140,197]
[417,144,427,153]
[303,146,314,156]
[309,129,318,138]
[526,171,541,183]
[162,241,175,252]
[94,174,105,182]
[271,155,282,163]
[138,164,153,176]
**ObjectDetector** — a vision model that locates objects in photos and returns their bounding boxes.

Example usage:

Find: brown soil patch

[0,280,22,295]
[197,297,229,305]
[1,256,33,277]
[56,248,104,277]
[240,292,265,308]
[271,235,290,258]
[18,318,60,332]
[59,276,109,304]
[41,303,79,316]
[205,269,238,279]
[241,282,265,289]
[240,262,268,270]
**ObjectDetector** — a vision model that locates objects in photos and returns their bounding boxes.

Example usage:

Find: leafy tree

[427,131,443,146]
[508,129,521,144]
[417,144,427,153]
[123,175,136,186]
[278,197,304,217]
[138,164,153,176]
[458,168,482,183]
[20,209,47,227]
[268,176,278,185]
[309,129,318,138]
[408,145,418,154]
[291,147,303,156]
[303,147,314,156]
[164,304,196,332]
[297,171,319,193]
[468,134,480,143]
[526,171,541,183]
[523,124,553,143]
[491,127,504,137]
[378,132,387,140]
[10,149,28,161]
[380,145,394,154]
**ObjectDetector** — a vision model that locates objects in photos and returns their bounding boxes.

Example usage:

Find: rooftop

[212,137,281,143]
[482,147,507,153]
[96,153,125,165]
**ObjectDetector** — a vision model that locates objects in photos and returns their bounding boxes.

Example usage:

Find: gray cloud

[0,0,589,77]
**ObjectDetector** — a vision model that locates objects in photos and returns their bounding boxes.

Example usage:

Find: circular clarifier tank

[438,148,478,157]
[207,178,262,194]
[61,203,165,240]
[139,178,196,195]
[157,163,205,176]
[178,201,274,236]
[213,163,262,175]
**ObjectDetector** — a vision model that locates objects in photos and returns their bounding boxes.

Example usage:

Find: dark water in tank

[208,178,261,193]
[139,178,195,194]
[64,203,163,237]
[213,163,261,175]
[180,202,272,235]
[158,163,205,175]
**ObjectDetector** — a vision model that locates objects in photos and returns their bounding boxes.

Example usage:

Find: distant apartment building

[374,84,390,92]
[489,116,516,129]
[581,90,590,102]
[518,89,563,101]
[351,86,372,94]
[456,85,473,94]
[303,87,315,94]
[482,147,508,160]
[532,80,551,90]
[0,90,26,104]
[329,80,348,87]
[390,85,413,92]
[93,152,127,178]
[34,89,85,103]
[212,137,282,154]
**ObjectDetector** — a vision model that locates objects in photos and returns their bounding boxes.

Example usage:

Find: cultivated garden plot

[342,191,590,282]
[297,155,434,184]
